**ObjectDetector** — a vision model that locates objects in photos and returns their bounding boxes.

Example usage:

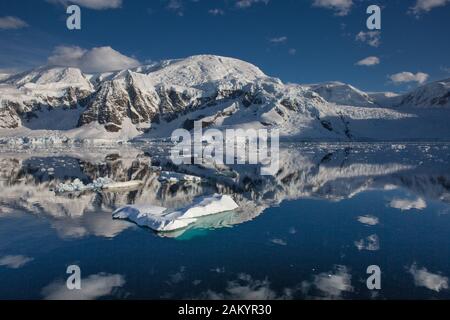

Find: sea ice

[112,194,239,232]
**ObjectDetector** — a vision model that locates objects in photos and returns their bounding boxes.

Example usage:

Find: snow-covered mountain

[0,55,449,142]
[395,78,450,109]
[0,66,93,129]
[306,81,379,108]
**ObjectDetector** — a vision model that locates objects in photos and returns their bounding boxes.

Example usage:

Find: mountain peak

[1,54,450,141]
[308,81,377,108]
[143,55,268,89]
[397,77,450,109]
[5,66,92,91]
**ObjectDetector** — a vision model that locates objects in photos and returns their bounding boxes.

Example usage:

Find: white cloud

[48,0,122,10]
[0,16,28,29]
[357,215,379,226]
[302,265,353,299]
[288,48,297,55]
[312,0,353,16]
[409,263,449,292]
[389,196,427,209]
[355,56,380,67]
[209,8,225,16]
[236,0,270,9]
[42,273,125,300]
[409,0,450,15]
[47,46,141,73]
[0,255,33,269]
[355,31,381,47]
[354,234,380,251]
[269,36,288,44]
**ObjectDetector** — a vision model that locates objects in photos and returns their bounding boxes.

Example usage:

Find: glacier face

[0,54,449,141]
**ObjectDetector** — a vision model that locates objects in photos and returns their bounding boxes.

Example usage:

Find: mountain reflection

[0,143,449,239]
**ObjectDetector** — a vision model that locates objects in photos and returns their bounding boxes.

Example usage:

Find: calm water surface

[0,143,449,299]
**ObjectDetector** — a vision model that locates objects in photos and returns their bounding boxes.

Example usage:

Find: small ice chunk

[112,194,239,232]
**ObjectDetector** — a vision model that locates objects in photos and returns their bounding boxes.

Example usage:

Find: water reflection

[42,273,126,300]
[1,143,450,299]
[0,143,449,239]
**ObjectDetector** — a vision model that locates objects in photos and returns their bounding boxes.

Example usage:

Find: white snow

[308,81,378,108]
[143,55,270,96]
[112,194,239,232]
[7,66,92,92]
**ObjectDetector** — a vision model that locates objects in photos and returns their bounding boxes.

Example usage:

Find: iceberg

[112,194,239,232]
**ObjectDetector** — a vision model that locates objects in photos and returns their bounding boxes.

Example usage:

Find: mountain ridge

[0,54,449,142]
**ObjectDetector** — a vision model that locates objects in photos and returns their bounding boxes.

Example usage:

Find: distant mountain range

[0,55,449,143]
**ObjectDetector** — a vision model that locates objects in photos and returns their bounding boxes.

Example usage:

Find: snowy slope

[307,81,379,108]
[0,73,11,81]
[0,66,93,129]
[0,55,449,141]
[5,66,92,91]
[368,92,402,108]
[395,78,450,109]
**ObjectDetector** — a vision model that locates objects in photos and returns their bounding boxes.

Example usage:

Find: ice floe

[112,194,239,232]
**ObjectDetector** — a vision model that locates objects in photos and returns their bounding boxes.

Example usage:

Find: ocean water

[0,142,449,300]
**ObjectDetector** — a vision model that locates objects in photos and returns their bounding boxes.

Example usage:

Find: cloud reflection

[0,255,33,269]
[408,263,448,292]
[390,197,427,211]
[42,273,125,300]
[301,265,353,299]
[201,273,293,300]
[357,215,379,226]
[354,234,380,251]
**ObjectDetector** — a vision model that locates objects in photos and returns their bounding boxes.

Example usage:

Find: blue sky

[0,0,449,92]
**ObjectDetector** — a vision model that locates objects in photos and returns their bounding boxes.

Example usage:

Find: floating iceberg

[112,194,239,232]
[55,178,142,194]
